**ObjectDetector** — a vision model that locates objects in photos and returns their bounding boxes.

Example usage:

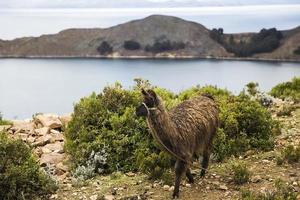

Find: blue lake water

[0,59,299,119]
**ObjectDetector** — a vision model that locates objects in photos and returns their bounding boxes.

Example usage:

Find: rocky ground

[1,100,299,200]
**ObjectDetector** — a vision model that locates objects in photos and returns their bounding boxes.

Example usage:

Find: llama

[136,89,219,198]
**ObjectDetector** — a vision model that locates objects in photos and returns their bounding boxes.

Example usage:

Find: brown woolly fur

[136,89,219,198]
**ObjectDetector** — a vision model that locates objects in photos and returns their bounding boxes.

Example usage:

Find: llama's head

[136,89,159,117]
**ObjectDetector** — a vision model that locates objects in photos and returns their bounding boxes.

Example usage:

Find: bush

[123,40,141,50]
[241,179,297,200]
[97,41,113,55]
[270,77,300,102]
[65,82,277,179]
[277,105,298,117]
[210,28,283,57]
[246,82,259,96]
[0,132,57,200]
[231,161,251,185]
[294,46,300,55]
[280,145,300,164]
[145,39,185,53]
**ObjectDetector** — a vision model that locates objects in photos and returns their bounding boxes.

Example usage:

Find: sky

[1,0,300,8]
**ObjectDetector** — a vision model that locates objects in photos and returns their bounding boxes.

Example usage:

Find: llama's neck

[146,103,179,153]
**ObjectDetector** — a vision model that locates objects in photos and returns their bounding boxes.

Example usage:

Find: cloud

[1,0,300,8]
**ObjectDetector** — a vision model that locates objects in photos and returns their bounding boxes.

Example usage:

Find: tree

[124,40,141,50]
[97,41,113,55]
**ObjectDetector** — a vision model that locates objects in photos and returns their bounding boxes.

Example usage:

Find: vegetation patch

[145,38,185,53]
[210,28,283,57]
[294,46,300,55]
[270,77,300,102]
[64,81,278,180]
[231,161,251,185]
[123,40,141,50]
[0,132,57,200]
[97,41,113,55]
[241,179,298,200]
[277,145,300,164]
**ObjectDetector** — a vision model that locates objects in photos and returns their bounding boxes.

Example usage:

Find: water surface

[0,59,299,119]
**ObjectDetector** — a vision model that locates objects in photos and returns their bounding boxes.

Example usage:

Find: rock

[35,114,62,129]
[125,172,136,177]
[32,134,52,147]
[34,147,43,157]
[40,152,65,166]
[35,127,50,136]
[26,136,36,143]
[251,175,262,183]
[104,195,115,200]
[12,120,35,133]
[0,125,12,132]
[185,183,191,187]
[90,195,98,200]
[219,185,228,190]
[50,129,60,134]
[163,185,170,191]
[169,186,174,192]
[41,147,52,154]
[43,142,64,153]
[50,133,64,142]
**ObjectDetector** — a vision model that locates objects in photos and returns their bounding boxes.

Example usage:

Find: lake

[0,58,299,119]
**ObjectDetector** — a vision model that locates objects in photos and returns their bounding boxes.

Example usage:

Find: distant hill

[0,15,299,61]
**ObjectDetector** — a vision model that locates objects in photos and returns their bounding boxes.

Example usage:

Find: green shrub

[231,161,251,185]
[270,77,300,102]
[294,46,300,55]
[97,41,113,55]
[145,39,185,53]
[277,105,298,117]
[281,145,300,164]
[65,82,277,179]
[124,40,141,50]
[246,82,259,96]
[0,132,57,200]
[241,179,297,200]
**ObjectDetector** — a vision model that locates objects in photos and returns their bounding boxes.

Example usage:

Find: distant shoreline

[0,55,299,63]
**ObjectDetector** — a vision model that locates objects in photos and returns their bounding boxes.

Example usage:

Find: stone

[35,127,50,136]
[90,195,98,200]
[56,162,69,172]
[42,147,53,154]
[35,114,62,129]
[169,186,174,192]
[125,172,136,177]
[50,133,64,142]
[16,133,28,141]
[44,142,64,153]
[12,120,35,133]
[32,134,52,147]
[163,185,170,191]
[185,183,191,187]
[251,175,262,183]
[104,195,115,200]
[40,152,65,165]
[26,136,36,143]
[219,185,228,190]
[50,129,60,134]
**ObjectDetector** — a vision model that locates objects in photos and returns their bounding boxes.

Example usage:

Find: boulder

[32,134,52,147]
[11,120,35,133]
[35,127,50,136]
[50,133,64,142]
[40,152,65,165]
[35,114,62,129]
[43,142,64,153]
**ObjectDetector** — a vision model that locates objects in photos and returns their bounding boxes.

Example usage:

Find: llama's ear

[147,89,157,99]
[141,88,148,96]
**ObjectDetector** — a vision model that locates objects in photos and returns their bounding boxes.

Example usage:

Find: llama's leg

[200,151,210,177]
[186,168,194,183]
[173,160,187,199]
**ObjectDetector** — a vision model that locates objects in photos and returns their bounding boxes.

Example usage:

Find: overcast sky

[1,0,300,8]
